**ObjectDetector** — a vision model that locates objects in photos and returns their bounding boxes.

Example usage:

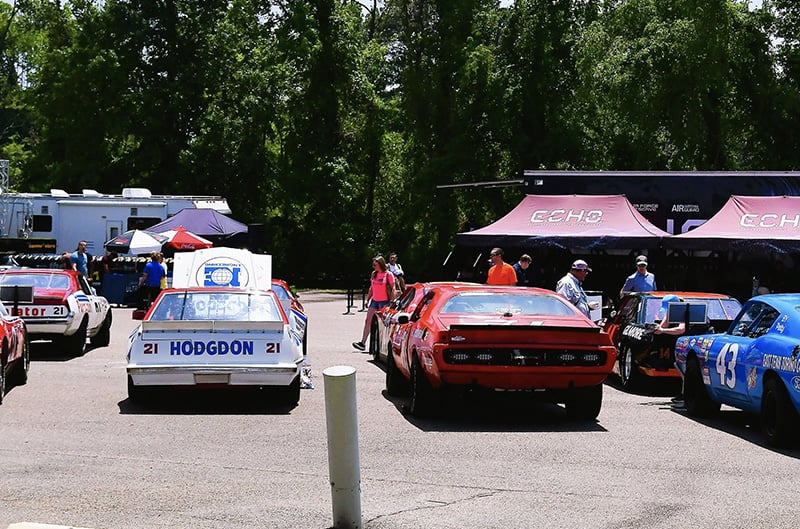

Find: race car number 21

[266,343,281,354]
[715,342,739,389]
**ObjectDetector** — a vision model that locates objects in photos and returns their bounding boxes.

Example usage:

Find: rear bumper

[127,363,301,387]
[438,368,612,390]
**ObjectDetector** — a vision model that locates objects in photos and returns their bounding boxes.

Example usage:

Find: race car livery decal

[622,325,648,341]
[13,305,68,318]
[196,257,251,288]
[763,353,800,373]
[793,376,800,392]
[747,366,758,389]
[774,314,788,334]
[169,340,255,356]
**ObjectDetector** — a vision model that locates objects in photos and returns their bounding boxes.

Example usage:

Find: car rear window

[150,291,283,322]
[0,273,71,290]
[440,292,576,316]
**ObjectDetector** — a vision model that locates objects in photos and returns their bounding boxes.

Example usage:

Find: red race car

[384,283,617,420]
[0,298,29,405]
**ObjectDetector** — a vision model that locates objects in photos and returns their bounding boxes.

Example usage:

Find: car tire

[127,375,151,405]
[619,346,639,392]
[0,350,6,406]
[8,336,30,387]
[66,317,89,357]
[409,354,436,417]
[90,309,113,348]
[386,347,410,397]
[279,375,301,407]
[684,357,720,417]
[762,377,800,448]
[369,318,380,361]
[565,384,603,421]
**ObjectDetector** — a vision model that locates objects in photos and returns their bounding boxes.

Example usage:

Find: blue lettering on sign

[203,265,242,287]
[170,341,253,356]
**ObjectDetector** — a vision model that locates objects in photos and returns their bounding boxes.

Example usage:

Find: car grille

[443,348,607,366]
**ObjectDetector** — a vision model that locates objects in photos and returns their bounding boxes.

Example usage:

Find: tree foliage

[0,0,795,282]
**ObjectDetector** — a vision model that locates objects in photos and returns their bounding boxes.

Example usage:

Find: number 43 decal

[715,343,739,389]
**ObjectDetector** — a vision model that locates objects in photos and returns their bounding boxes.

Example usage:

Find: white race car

[126,287,304,405]
[0,268,111,356]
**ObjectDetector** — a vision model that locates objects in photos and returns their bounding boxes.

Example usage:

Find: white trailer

[0,187,231,254]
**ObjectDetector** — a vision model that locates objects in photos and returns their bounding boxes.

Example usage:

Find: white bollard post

[323,365,362,529]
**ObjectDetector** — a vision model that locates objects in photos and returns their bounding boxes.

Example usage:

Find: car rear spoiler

[448,323,601,333]
[142,320,285,332]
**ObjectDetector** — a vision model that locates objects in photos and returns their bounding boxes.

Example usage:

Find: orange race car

[384,283,617,420]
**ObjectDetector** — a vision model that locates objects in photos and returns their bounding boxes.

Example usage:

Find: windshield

[149,291,283,322]
[644,297,742,323]
[0,273,71,290]
[440,292,577,316]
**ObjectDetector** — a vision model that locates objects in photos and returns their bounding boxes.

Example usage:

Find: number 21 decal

[266,343,281,354]
[715,342,739,389]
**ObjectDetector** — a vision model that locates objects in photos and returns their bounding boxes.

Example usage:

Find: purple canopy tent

[147,208,249,247]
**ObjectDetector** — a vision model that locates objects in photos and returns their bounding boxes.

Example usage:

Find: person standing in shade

[352,255,396,352]
[620,255,657,297]
[486,247,517,286]
[388,251,405,295]
[513,254,537,287]
[556,259,599,318]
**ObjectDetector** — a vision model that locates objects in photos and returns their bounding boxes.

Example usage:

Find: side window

[749,307,780,338]
[78,275,93,295]
[616,297,639,325]
[730,302,765,337]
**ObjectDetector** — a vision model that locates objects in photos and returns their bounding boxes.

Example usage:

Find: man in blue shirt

[620,255,657,297]
[70,241,89,277]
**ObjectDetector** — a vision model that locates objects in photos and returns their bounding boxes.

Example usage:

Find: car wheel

[618,346,639,391]
[565,384,603,421]
[90,309,112,347]
[66,317,88,357]
[278,375,301,407]
[762,377,800,448]
[386,347,410,397]
[0,352,6,406]
[369,318,380,361]
[127,375,151,405]
[409,354,436,417]
[684,357,720,417]
[8,336,30,387]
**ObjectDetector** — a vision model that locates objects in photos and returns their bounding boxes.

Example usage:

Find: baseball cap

[636,255,648,266]
[571,259,592,272]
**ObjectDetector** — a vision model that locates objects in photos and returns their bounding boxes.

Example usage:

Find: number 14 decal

[715,343,739,389]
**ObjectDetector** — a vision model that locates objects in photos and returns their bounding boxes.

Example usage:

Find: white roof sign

[172,247,272,290]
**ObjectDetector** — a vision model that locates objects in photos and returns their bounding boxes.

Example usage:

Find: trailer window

[32,215,52,232]
[127,217,162,231]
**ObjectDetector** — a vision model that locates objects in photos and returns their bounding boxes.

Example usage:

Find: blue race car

[675,293,800,447]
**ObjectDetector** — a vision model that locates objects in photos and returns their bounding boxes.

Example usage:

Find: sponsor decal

[740,213,800,229]
[763,353,800,373]
[451,335,466,342]
[671,204,700,213]
[622,325,647,341]
[701,366,711,385]
[169,340,254,356]
[633,203,658,212]
[196,257,250,287]
[530,209,602,224]
[747,367,758,389]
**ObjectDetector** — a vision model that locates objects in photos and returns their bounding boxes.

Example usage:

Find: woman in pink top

[352,255,396,351]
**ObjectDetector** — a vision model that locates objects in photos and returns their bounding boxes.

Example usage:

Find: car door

[605,295,640,346]
[705,301,779,406]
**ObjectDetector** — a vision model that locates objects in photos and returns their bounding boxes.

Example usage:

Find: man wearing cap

[620,255,657,297]
[556,259,597,318]
[486,247,518,286]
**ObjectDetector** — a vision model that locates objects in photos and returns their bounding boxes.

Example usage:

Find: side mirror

[395,313,410,325]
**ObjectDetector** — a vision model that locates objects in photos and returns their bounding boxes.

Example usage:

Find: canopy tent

[456,194,670,250]
[664,195,800,253]
[147,208,249,246]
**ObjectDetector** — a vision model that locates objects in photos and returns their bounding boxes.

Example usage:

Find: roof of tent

[665,195,800,252]
[147,208,249,238]
[455,195,670,250]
